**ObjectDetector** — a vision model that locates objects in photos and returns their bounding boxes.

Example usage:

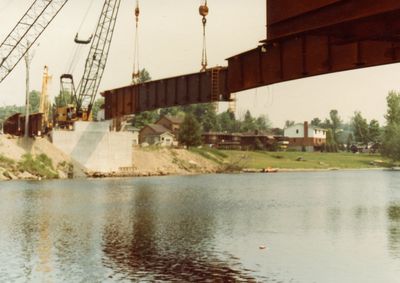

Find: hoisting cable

[132,0,140,84]
[199,0,209,72]
[75,0,96,43]
[65,0,96,74]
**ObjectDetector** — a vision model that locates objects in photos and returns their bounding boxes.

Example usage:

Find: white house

[284,121,327,151]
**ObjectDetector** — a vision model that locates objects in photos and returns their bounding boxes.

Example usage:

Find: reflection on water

[388,205,400,259]
[0,171,400,282]
[101,184,256,282]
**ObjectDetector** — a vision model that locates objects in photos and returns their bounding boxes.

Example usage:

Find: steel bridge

[102,0,400,119]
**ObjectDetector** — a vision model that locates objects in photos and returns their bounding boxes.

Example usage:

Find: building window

[296,129,299,134]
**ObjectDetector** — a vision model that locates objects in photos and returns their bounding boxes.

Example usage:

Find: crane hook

[199,0,208,72]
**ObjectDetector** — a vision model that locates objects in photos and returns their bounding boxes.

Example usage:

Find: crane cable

[65,0,96,74]
[199,0,208,72]
[132,0,140,84]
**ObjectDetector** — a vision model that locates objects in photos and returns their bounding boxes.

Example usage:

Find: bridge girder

[103,0,400,119]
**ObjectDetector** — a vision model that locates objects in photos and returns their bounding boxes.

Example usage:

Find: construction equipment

[0,0,70,83]
[57,0,122,126]
[199,0,209,72]
[39,66,52,131]
[132,0,140,84]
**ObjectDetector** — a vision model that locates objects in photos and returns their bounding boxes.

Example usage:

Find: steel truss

[0,0,69,83]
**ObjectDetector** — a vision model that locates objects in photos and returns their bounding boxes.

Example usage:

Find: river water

[0,171,400,282]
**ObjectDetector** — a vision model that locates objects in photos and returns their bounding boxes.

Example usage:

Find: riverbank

[189,148,394,171]
[87,146,220,178]
[87,148,395,179]
[0,135,86,181]
[1,137,396,181]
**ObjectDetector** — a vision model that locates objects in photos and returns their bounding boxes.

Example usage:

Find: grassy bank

[190,148,393,170]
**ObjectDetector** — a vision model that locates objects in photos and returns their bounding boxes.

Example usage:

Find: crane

[0,0,70,84]
[59,0,122,122]
[39,66,52,131]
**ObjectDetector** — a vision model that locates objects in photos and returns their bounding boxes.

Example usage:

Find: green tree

[255,115,271,132]
[159,106,182,117]
[284,120,295,128]
[217,111,238,132]
[138,68,151,83]
[352,111,369,145]
[385,90,400,125]
[329,109,342,144]
[241,110,256,132]
[368,119,381,143]
[382,91,400,161]
[183,103,217,132]
[326,129,336,151]
[29,90,40,113]
[381,124,400,160]
[311,117,321,127]
[54,90,73,108]
[346,132,354,152]
[91,98,105,121]
[178,113,202,148]
[132,111,159,128]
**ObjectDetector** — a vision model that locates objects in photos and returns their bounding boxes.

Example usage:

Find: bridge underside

[103,0,400,119]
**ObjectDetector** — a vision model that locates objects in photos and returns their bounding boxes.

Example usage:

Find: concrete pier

[52,121,134,172]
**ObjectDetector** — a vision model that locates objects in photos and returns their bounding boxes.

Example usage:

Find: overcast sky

[0,0,399,128]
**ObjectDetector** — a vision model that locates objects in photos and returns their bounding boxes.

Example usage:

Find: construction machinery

[0,0,70,84]
[40,66,52,131]
[56,0,122,127]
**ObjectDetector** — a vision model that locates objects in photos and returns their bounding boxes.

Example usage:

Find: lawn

[194,149,393,170]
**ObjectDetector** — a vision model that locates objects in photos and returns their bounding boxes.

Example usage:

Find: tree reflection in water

[387,204,400,259]
[101,184,259,282]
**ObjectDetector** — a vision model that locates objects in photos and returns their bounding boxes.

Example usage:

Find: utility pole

[24,49,31,138]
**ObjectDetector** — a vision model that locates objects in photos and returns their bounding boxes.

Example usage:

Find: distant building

[139,124,175,146]
[284,121,327,151]
[202,131,280,150]
[155,115,183,137]
[202,132,242,150]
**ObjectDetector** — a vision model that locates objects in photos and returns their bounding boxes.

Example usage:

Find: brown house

[139,124,175,146]
[155,115,183,136]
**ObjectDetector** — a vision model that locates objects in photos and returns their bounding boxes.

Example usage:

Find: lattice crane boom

[75,0,122,116]
[0,0,70,84]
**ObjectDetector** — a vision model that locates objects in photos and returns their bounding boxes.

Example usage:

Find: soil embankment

[87,147,221,178]
[0,135,86,181]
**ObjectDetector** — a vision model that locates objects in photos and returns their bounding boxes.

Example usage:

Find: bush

[18,153,58,179]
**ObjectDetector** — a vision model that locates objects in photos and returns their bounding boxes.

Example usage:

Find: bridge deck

[103,0,400,119]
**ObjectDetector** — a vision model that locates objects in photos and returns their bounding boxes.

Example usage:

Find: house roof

[286,123,327,131]
[158,115,183,124]
[141,124,171,134]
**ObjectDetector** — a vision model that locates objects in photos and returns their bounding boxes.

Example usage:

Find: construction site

[2,0,400,178]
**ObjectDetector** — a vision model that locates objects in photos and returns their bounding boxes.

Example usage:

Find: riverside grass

[191,148,393,170]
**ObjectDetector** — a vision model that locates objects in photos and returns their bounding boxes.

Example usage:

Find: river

[0,171,400,282]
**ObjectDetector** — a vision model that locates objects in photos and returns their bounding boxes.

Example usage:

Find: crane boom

[0,0,69,84]
[75,0,122,116]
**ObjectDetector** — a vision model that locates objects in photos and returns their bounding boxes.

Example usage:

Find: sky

[0,0,400,128]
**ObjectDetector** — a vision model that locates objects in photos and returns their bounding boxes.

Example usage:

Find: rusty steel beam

[102,67,229,119]
[228,37,400,93]
[267,0,400,41]
[102,1,400,119]
[229,2,400,93]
